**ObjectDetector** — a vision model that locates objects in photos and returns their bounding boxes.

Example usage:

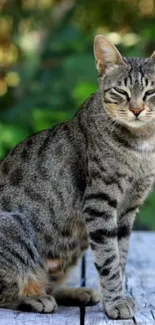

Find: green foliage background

[0,0,155,229]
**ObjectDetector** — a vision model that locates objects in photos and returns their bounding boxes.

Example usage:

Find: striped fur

[0,35,155,319]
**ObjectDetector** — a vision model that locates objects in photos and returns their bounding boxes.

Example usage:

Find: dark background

[0,0,155,229]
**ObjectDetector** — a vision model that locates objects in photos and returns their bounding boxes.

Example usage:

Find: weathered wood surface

[0,261,81,325]
[85,231,155,325]
[1,232,155,324]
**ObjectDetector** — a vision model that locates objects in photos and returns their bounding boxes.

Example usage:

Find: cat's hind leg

[18,295,57,313]
[0,211,57,313]
[18,273,57,312]
[53,287,100,306]
[0,271,57,313]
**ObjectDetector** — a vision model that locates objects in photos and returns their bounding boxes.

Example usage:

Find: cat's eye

[113,87,130,101]
[143,89,155,100]
[114,87,127,95]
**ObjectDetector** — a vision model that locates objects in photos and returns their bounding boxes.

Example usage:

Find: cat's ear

[150,51,155,62]
[94,35,124,74]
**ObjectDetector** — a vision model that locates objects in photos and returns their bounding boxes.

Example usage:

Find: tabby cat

[0,35,155,319]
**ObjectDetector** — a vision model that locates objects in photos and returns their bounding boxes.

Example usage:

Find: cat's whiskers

[91,114,123,134]
[92,115,119,136]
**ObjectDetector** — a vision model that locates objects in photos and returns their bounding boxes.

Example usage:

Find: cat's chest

[116,151,155,211]
[130,151,155,178]
[112,141,155,178]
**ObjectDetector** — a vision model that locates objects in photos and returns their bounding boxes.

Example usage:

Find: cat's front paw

[104,296,136,319]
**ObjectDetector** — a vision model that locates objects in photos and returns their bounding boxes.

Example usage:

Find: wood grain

[126,232,155,324]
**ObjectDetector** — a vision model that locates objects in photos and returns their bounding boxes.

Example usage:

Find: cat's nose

[129,107,144,117]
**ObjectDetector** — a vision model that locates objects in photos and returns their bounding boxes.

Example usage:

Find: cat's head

[94,34,155,128]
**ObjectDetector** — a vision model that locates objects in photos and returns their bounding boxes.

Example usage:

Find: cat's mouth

[129,119,145,127]
[131,115,145,122]
[127,107,151,124]
[116,108,154,128]
[126,110,155,128]
[104,102,154,127]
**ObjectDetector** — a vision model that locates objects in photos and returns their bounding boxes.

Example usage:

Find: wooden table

[1,232,155,325]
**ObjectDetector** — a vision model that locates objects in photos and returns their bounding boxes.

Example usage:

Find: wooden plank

[127,232,155,273]
[126,232,155,324]
[85,232,155,325]
[0,261,81,325]
[0,307,80,325]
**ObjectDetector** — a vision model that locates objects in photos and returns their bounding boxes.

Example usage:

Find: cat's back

[0,121,82,176]
[0,120,87,214]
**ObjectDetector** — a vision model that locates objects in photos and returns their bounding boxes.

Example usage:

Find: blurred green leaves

[73,81,97,106]
[0,123,28,158]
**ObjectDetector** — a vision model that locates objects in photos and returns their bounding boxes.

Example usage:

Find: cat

[0,34,155,319]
